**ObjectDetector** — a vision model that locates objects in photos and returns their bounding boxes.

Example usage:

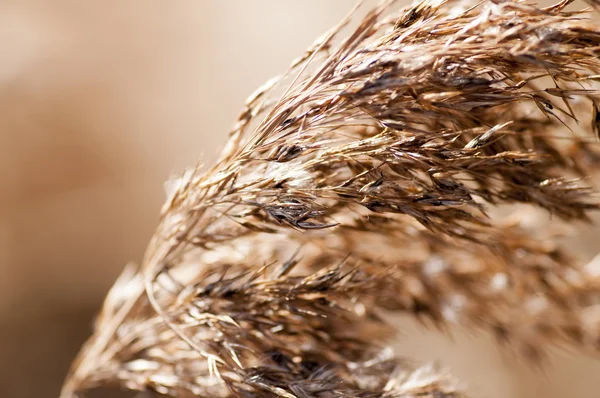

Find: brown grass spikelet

[62,0,600,396]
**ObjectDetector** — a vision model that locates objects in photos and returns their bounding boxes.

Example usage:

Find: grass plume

[62,0,600,396]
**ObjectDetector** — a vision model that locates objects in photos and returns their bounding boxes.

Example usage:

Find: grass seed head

[63,1,600,397]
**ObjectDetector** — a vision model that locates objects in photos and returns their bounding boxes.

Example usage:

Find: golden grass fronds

[63,0,600,396]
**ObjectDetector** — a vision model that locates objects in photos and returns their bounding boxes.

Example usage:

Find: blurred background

[1,1,599,397]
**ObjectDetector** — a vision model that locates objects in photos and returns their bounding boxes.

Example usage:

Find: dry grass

[62,0,600,396]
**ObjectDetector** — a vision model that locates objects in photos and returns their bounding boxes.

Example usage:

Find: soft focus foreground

[1,1,600,398]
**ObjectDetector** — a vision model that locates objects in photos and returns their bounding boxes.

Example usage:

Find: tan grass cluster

[62,0,600,396]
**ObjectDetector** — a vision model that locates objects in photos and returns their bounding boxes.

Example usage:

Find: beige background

[1,1,599,397]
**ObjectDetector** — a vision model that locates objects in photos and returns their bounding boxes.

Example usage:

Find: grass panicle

[62,0,600,396]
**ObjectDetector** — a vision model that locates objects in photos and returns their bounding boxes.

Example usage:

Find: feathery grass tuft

[62,0,600,396]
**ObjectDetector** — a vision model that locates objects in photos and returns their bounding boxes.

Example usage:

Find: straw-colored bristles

[62,0,600,397]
